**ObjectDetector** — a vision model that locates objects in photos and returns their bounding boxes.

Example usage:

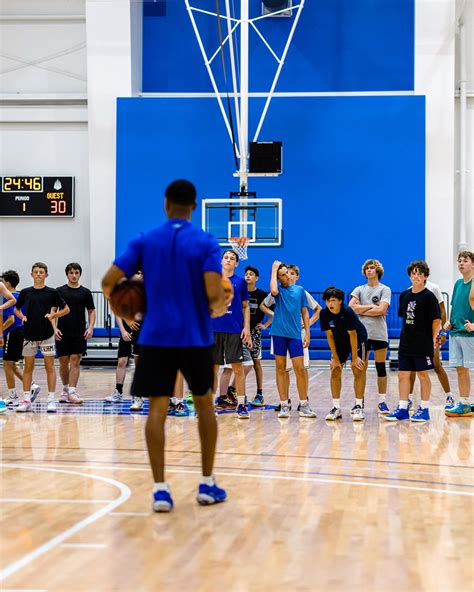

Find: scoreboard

[1,177,75,217]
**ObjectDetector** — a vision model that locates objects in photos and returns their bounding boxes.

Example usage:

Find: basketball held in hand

[109,278,146,322]
[222,276,234,307]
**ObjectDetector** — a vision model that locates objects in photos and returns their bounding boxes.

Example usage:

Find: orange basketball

[109,278,146,322]
[222,276,234,306]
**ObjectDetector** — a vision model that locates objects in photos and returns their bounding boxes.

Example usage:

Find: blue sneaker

[152,489,173,512]
[249,393,265,407]
[410,406,430,422]
[197,482,227,505]
[236,403,249,419]
[445,403,473,418]
[384,406,410,421]
[0,400,7,414]
[444,395,455,410]
[378,401,390,415]
[175,401,189,417]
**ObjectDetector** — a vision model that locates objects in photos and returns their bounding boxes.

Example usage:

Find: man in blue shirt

[213,250,252,419]
[269,261,316,418]
[102,180,228,512]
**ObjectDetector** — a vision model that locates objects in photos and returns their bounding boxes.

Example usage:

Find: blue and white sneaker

[384,406,410,422]
[197,482,227,505]
[378,401,390,415]
[408,398,413,411]
[410,406,430,422]
[0,400,7,414]
[174,401,189,417]
[444,395,455,410]
[236,403,249,419]
[30,383,41,403]
[152,489,173,512]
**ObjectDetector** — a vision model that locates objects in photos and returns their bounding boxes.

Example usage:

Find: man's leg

[4,361,17,389]
[291,356,308,401]
[456,366,471,400]
[253,358,263,391]
[59,355,70,389]
[374,347,388,396]
[351,364,366,421]
[68,354,82,388]
[145,396,170,483]
[43,356,57,393]
[326,364,343,420]
[193,392,218,476]
[22,356,35,393]
[275,355,288,402]
[433,349,452,393]
[219,367,232,396]
[13,364,23,382]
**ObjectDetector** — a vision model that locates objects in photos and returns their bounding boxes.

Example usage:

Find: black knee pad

[375,362,387,377]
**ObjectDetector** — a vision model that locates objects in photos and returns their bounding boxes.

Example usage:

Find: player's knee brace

[375,362,387,378]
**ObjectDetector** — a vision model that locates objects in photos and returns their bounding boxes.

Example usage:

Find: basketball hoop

[229,237,250,260]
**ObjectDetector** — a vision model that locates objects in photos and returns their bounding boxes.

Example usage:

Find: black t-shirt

[248,288,268,330]
[398,288,441,357]
[16,286,66,341]
[56,285,95,337]
[320,305,368,349]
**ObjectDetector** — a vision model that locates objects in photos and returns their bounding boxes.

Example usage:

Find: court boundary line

[0,465,131,583]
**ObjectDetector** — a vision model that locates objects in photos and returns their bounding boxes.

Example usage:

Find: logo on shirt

[406,300,416,325]
[372,295,380,305]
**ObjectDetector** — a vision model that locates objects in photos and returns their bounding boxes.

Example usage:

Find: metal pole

[225,0,243,161]
[240,0,249,193]
[458,13,467,251]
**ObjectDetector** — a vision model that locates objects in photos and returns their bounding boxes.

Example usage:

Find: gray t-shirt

[350,283,391,342]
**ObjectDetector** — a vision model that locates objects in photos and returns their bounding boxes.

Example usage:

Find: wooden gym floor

[0,365,473,592]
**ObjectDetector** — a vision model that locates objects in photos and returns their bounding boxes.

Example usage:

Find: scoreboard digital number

[0,176,75,217]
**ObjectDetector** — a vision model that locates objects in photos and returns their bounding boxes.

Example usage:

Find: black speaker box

[249,142,282,174]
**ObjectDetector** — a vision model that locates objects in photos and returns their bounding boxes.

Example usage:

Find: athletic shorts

[272,335,304,359]
[56,335,87,357]
[2,328,24,362]
[449,335,474,369]
[213,332,243,365]
[22,336,56,357]
[366,339,388,352]
[222,344,253,369]
[398,354,434,372]
[249,328,262,360]
[335,341,367,365]
[131,346,214,397]
[118,332,139,359]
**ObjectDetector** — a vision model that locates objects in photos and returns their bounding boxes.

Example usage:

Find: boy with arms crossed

[14,262,70,413]
[320,287,367,422]
[385,261,441,423]
[349,259,391,414]
[56,262,96,404]
[270,261,316,418]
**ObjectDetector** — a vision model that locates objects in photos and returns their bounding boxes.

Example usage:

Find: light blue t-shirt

[270,284,306,340]
[114,219,222,347]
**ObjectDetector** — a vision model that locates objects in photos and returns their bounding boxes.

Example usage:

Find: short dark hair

[244,265,259,277]
[222,249,239,263]
[2,270,19,288]
[32,262,48,273]
[407,260,430,278]
[322,286,345,302]
[65,262,82,275]
[165,179,196,206]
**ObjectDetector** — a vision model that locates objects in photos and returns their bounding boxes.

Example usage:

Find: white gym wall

[0,0,472,291]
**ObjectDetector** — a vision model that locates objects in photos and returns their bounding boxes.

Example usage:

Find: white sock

[281,399,290,406]
[171,396,178,405]
[355,398,363,407]
[48,392,55,399]
[333,399,340,408]
[399,400,408,409]
[379,394,386,402]
[461,396,470,404]
[421,401,430,409]
[175,397,183,403]
[8,388,16,396]
[445,391,453,399]
[237,396,246,405]
[299,399,308,405]
[153,482,169,493]
[62,384,69,393]
[69,387,76,395]
[200,475,215,486]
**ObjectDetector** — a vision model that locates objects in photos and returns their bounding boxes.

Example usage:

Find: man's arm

[102,264,126,299]
[360,301,390,317]
[301,307,310,348]
[14,307,26,323]
[325,330,341,369]
[309,303,321,326]
[85,309,96,339]
[0,283,16,311]
[432,318,442,350]
[348,330,364,370]
[270,261,280,296]
[241,301,252,347]
[259,302,274,317]
[204,271,227,318]
[348,296,374,315]
[2,314,15,332]
[470,281,474,311]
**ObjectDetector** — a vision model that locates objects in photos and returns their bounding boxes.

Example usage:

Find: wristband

[439,330,447,337]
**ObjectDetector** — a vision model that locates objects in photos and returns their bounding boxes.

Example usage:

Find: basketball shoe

[130,396,144,412]
[326,407,342,421]
[152,489,173,512]
[104,389,123,404]
[197,482,227,505]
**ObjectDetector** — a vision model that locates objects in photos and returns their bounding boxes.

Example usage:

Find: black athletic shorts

[367,339,388,352]
[336,341,367,365]
[131,345,214,397]
[213,332,243,365]
[117,331,139,358]
[398,354,434,372]
[3,328,24,362]
[56,335,87,357]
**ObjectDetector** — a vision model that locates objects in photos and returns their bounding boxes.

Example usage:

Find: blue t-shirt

[270,284,306,340]
[114,219,222,347]
[2,291,23,335]
[212,274,249,334]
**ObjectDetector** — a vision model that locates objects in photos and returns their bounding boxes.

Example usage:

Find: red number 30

[50,201,67,214]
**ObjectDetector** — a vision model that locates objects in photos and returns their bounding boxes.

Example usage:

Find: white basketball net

[229,237,250,260]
